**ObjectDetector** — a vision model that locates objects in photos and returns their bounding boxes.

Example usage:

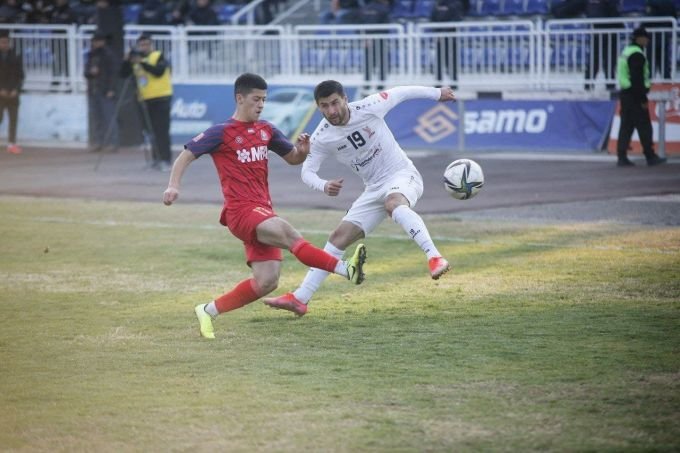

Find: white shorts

[343,168,424,235]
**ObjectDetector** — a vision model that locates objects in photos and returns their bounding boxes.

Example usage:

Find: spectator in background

[95,0,124,66]
[360,0,392,91]
[138,0,168,26]
[0,30,24,155]
[49,0,77,92]
[255,0,276,24]
[187,0,219,61]
[616,27,666,167]
[430,0,469,88]
[584,0,621,91]
[22,0,50,24]
[85,32,118,152]
[120,34,173,171]
[322,0,362,24]
[0,0,23,23]
[169,0,190,25]
[187,0,219,25]
[550,0,587,17]
[645,0,676,79]
[50,0,77,24]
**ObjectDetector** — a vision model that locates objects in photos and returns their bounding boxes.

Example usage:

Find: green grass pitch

[1,195,678,451]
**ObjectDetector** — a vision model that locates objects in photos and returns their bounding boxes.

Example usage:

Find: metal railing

[1,18,677,93]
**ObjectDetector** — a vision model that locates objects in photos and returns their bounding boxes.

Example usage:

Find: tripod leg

[138,98,159,168]
[94,76,133,172]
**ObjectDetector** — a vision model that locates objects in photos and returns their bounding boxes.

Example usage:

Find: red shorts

[221,204,283,265]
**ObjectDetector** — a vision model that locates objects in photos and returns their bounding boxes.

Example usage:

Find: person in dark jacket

[0,0,23,23]
[584,0,621,91]
[0,30,24,154]
[616,27,666,167]
[360,0,392,90]
[49,0,77,92]
[430,0,469,88]
[85,32,118,152]
[137,0,168,25]
[94,0,124,66]
[169,0,190,25]
[188,0,219,25]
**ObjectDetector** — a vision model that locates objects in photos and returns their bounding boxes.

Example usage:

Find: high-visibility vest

[134,50,172,101]
[617,44,650,90]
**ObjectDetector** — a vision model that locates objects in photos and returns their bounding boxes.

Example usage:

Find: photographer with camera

[120,34,173,171]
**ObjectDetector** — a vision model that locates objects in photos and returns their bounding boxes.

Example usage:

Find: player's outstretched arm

[163,149,196,206]
[282,133,311,165]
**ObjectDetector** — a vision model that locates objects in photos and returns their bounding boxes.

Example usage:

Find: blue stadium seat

[503,0,526,15]
[391,0,416,19]
[620,0,646,13]
[549,43,587,67]
[217,4,239,23]
[414,0,436,18]
[124,4,141,24]
[525,0,548,15]
[507,46,530,68]
[23,44,53,66]
[300,48,328,72]
[479,0,503,16]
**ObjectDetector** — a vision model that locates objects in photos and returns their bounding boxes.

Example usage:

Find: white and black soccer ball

[443,159,484,200]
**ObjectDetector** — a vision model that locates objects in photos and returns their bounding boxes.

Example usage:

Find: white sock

[391,205,440,259]
[204,301,219,318]
[294,241,345,303]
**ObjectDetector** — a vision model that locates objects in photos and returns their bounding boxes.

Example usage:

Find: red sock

[214,279,261,314]
[290,238,339,273]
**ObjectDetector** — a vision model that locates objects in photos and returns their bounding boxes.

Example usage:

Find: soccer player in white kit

[264,80,455,316]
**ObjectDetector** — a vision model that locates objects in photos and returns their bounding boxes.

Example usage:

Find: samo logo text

[465,108,548,134]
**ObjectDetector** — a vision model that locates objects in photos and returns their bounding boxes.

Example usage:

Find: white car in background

[261,88,315,137]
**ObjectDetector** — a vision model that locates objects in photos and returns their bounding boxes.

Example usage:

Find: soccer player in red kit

[163,73,367,339]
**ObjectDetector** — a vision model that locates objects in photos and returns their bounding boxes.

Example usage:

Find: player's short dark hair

[314,80,345,102]
[0,30,10,40]
[234,73,267,98]
[137,33,152,43]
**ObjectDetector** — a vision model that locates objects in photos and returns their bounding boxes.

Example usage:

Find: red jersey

[185,118,293,215]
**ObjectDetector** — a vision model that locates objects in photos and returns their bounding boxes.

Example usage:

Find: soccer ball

[443,159,484,200]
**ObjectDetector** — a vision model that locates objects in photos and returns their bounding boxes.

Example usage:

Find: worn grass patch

[1,196,678,452]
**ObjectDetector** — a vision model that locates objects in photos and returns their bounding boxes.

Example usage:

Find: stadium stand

[0,0,677,93]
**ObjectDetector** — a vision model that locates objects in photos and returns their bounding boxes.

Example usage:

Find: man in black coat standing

[85,32,118,152]
[584,0,621,91]
[0,30,24,155]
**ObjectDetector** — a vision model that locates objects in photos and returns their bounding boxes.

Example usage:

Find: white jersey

[302,86,441,192]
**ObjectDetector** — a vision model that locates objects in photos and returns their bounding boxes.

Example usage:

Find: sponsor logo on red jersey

[237,145,268,163]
